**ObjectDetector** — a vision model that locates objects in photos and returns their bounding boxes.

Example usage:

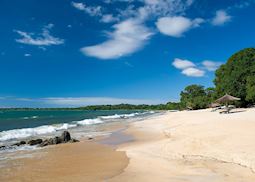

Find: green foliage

[246,75,255,103]
[0,103,181,111]
[205,87,217,103]
[78,103,180,110]
[214,48,255,106]
[165,102,182,110]
[180,84,216,110]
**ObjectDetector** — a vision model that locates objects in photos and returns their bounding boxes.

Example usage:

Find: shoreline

[2,109,255,181]
[0,119,133,182]
[110,108,255,181]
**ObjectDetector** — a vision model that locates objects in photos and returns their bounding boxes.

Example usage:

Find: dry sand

[2,108,255,182]
[110,108,255,182]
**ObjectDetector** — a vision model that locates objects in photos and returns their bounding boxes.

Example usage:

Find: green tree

[246,75,255,103]
[214,48,255,106]
[205,87,216,103]
[180,85,208,110]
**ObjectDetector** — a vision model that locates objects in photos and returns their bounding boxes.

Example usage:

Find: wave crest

[0,111,155,142]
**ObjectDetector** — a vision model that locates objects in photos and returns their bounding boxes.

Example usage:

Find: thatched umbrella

[215,94,240,104]
[215,94,240,113]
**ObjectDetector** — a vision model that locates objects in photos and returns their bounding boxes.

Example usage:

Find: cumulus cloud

[181,67,205,77]
[71,2,86,10]
[75,0,197,59]
[81,19,153,59]
[15,24,64,46]
[156,16,204,37]
[71,2,102,16]
[100,14,119,23]
[172,58,195,69]
[202,60,222,71]
[172,58,205,77]
[172,58,223,77]
[212,10,231,26]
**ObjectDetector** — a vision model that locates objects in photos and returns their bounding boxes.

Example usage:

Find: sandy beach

[111,108,255,181]
[0,141,129,182]
[2,108,255,181]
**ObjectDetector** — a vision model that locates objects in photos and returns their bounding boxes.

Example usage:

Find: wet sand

[0,140,128,182]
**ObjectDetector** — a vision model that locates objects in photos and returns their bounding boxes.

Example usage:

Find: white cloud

[0,96,162,107]
[172,58,195,69]
[100,14,119,23]
[156,16,204,37]
[81,19,153,59]
[142,0,193,19]
[24,53,31,57]
[124,61,134,67]
[202,60,222,71]
[77,0,196,59]
[172,58,222,77]
[181,67,205,77]
[104,0,134,3]
[71,2,85,10]
[212,10,231,26]
[114,0,194,22]
[15,24,64,46]
[227,1,254,10]
[71,2,102,16]
[43,97,161,106]
[172,58,205,77]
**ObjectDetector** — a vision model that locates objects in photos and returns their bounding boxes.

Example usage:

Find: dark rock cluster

[0,131,79,150]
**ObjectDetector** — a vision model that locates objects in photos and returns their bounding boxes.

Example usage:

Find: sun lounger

[219,106,235,114]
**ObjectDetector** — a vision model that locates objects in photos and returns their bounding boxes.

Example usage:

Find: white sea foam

[0,123,77,142]
[76,118,103,125]
[0,111,155,142]
[100,111,154,119]
[22,116,39,120]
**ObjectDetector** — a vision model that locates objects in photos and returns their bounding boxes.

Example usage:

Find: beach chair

[219,105,235,114]
[211,106,221,112]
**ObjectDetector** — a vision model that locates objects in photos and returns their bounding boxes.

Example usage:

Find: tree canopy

[214,48,255,106]
[180,85,216,110]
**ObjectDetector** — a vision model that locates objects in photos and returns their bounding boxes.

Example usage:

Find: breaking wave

[0,111,154,142]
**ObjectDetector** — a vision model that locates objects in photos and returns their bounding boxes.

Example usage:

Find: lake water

[0,110,156,146]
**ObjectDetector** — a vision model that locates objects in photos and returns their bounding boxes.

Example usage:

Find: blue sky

[0,0,255,107]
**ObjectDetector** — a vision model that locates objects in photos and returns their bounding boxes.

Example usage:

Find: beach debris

[28,139,43,146]
[88,137,93,140]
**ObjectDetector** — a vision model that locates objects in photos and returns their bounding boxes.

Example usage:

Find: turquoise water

[0,110,154,143]
[0,110,142,132]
